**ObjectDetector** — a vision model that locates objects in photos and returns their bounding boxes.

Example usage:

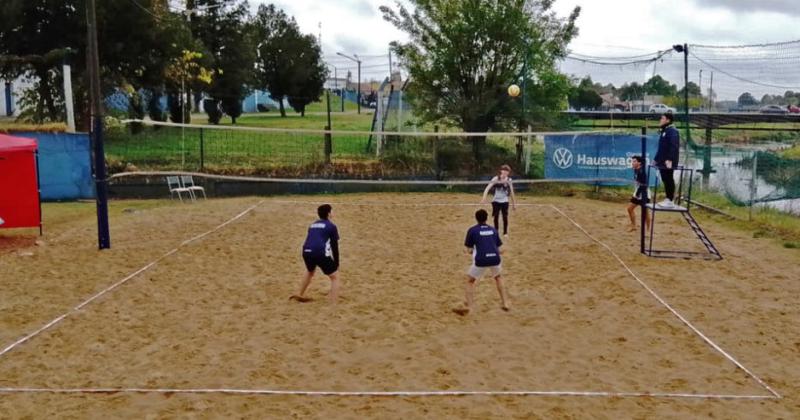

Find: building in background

[0,76,35,117]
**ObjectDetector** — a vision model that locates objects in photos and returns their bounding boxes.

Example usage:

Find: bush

[204,99,222,125]
[256,103,274,112]
[167,93,190,123]
[128,91,146,134]
[147,91,166,124]
[221,97,243,124]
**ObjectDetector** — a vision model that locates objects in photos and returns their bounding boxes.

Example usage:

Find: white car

[649,104,676,113]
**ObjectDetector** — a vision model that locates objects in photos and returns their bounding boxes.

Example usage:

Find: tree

[643,75,677,97]
[677,81,701,97]
[568,77,602,110]
[618,82,644,101]
[381,0,580,163]
[190,0,255,124]
[163,50,214,123]
[253,4,304,117]
[0,0,193,125]
[286,34,328,117]
[738,92,758,107]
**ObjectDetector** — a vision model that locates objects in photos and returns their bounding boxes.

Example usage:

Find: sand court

[0,195,779,406]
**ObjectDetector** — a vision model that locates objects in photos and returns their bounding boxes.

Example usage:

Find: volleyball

[508,84,520,97]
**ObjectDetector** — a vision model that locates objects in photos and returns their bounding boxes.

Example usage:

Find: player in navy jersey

[453,209,510,316]
[290,204,340,304]
[626,155,651,232]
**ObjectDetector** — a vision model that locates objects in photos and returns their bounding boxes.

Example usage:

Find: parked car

[649,104,676,113]
[787,104,800,114]
[759,105,788,114]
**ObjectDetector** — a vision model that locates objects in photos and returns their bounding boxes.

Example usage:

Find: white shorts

[467,264,502,279]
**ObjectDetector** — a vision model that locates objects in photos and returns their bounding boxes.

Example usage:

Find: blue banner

[544,134,659,186]
[18,132,95,200]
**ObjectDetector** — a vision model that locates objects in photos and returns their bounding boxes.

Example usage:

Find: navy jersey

[633,166,648,199]
[654,124,680,166]
[465,224,503,267]
[302,219,339,258]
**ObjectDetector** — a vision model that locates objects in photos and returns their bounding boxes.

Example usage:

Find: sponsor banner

[544,134,659,186]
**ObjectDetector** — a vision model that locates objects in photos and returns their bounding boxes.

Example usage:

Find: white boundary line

[0,387,778,400]
[548,204,781,399]
[0,200,780,401]
[0,200,265,358]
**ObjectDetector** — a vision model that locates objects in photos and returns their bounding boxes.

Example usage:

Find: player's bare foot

[627,224,637,232]
[502,305,510,312]
[289,295,313,303]
[452,308,470,316]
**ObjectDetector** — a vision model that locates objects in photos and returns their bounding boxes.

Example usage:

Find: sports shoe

[656,199,676,209]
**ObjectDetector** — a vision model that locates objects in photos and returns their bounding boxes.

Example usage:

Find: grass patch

[189,110,374,132]
[781,144,800,159]
[691,190,800,247]
[0,122,68,133]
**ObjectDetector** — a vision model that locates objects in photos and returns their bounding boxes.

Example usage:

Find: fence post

[325,91,333,164]
[702,127,712,189]
[524,127,533,176]
[324,125,332,164]
[199,127,204,171]
[433,125,440,179]
[749,151,758,221]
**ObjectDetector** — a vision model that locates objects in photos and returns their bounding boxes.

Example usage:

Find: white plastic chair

[181,175,206,200]
[166,176,192,202]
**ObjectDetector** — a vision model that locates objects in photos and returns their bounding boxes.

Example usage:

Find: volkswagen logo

[553,148,574,169]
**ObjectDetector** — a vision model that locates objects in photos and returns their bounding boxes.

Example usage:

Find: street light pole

[673,43,691,145]
[337,52,361,114]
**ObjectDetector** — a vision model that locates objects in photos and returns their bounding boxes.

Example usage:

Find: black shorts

[491,201,509,215]
[303,253,338,275]
[630,196,648,206]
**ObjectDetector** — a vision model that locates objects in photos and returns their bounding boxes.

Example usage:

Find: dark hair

[498,164,512,174]
[475,209,488,223]
[317,204,332,219]
[662,112,674,123]
[632,155,644,164]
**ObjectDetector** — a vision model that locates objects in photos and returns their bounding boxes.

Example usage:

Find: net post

[640,126,647,255]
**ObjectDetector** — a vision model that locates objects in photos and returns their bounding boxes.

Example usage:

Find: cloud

[335,34,371,53]
[692,0,800,16]
[346,0,378,17]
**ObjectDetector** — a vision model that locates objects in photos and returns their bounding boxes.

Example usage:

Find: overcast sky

[253,0,800,98]
[256,0,800,55]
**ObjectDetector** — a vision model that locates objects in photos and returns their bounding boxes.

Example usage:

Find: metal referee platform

[641,164,722,261]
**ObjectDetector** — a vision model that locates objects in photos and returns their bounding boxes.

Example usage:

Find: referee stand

[639,128,722,260]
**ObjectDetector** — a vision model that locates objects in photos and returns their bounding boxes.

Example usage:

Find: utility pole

[388,49,393,79]
[699,69,703,111]
[86,0,110,249]
[708,71,714,111]
[337,52,361,114]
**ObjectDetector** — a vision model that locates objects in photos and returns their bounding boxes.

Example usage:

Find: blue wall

[18,132,95,200]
